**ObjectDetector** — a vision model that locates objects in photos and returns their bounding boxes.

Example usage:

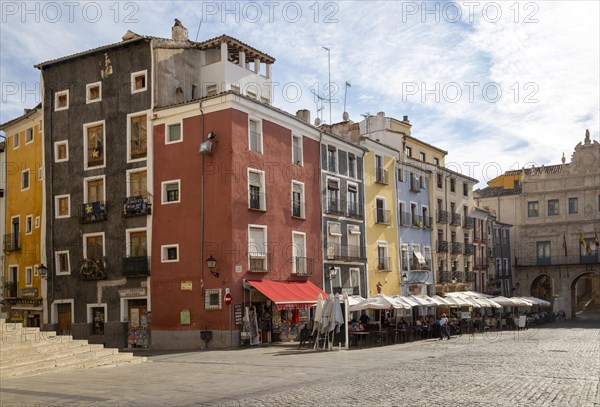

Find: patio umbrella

[312,293,325,335]
[411,295,438,307]
[473,298,502,309]
[519,296,551,307]
[489,296,518,307]
[347,295,369,312]
[332,294,345,333]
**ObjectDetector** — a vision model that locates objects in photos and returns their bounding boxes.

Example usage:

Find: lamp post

[37,264,48,280]
[329,266,337,294]
[401,273,408,295]
[206,255,219,278]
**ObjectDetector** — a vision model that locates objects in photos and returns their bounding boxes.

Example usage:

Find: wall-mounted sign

[21,288,39,298]
[234,304,243,325]
[180,309,190,325]
[141,281,148,288]
[235,265,242,273]
[461,312,471,319]
[181,281,193,291]
[118,288,146,297]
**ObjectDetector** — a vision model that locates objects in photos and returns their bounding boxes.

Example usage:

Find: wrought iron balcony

[438,271,454,284]
[437,210,449,223]
[450,242,464,255]
[464,243,475,256]
[292,200,304,218]
[79,258,107,280]
[451,213,462,226]
[122,256,150,277]
[437,240,449,253]
[464,271,476,282]
[346,201,364,219]
[122,196,152,217]
[328,245,367,261]
[324,197,345,216]
[377,257,391,271]
[3,234,20,252]
[292,256,314,276]
[80,201,107,223]
[249,252,271,272]
[375,168,389,184]
[515,254,599,267]
[3,282,17,298]
[375,208,391,225]
[463,216,475,229]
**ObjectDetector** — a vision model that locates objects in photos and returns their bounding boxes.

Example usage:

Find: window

[248,119,262,153]
[84,233,104,261]
[419,152,426,161]
[128,169,148,197]
[527,201,539,217]
[12,133,19,148]
[502,258,509,275]
[128,230,148,257]
[55,90,69,111]
[55,141,68,162]
[463,182,468,197]
[377,243,390,271]
[437,173,442,188]
[248,226,267,272]
[327,147,337,172]
[131,70,147,93]
[347,226,361,258]
[434,157,439,166]
[450,178,456,192]
[25,128,33,143]
[398,202,406,225]
[35,216,40,228]
[248,169,266,210]
[162,180,180,204]
[26,267,33,286]
[21,169,30,190]
[56,251,70,275]
[25,215,33,234]
[85,176,105,203]
[568,197,578,214]
[496,258,502,273]
[327,223,341,259]
[204,288,222,310]
[536,241,551,261]
[55,195,70,218]
[375,155,387,184]
[326,178,339,211]
[397,168,404,182]
[376,197,389,224]
[38,167,43,181]
[292,135,303,165]
[166,122,182,144]
[292,232,307,275]
[405,146,412,157]
[291,181,304,218]
[129,113,147,159]
[161,244,179,262]
[86,82,101,103]
[547,199,559,216]
[84,121,105,168]
[348,154,356,178]
[347,184,359,217]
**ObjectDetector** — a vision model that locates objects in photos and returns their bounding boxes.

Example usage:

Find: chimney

[403,115,410,123]
[172,19,188,41]
[296,109,310,123]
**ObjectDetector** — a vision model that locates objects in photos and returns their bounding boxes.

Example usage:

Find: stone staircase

[0,319,146,378]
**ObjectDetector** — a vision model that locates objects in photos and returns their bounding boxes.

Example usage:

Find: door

[12,217,19,249]
[57,303,72,335]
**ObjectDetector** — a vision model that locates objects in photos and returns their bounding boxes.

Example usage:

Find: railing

[377,257,391,271]
[292,201,304,218]
[3,282,17,298]
[437,210,449,223]
[346,201,363,218]
[122,256,150,277]
[515,254,599,267]
[324,197,345,216]
[249,191,266,211]
[375,208,391,225]
[328,244,367,261]
[408,258,432,272]
[375,168,388,184]
[464,243,475,256]
[249,252,270,272]
[122,196,152,217]
[292,256,314,276]
[450,242,464,255]
[451,213,462,226]
[438,271,463,284]
[464,271,476,282]
[79,258,107,280]
[463,216,475,229]
[3,234,20,252]
[80,201,107,223]
[474,258,488,269]
[437,240,448,253]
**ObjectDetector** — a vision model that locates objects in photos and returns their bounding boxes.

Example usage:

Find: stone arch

[528,274,556,304]
[569,271,600,318]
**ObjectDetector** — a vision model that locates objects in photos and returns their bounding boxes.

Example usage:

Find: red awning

[247,280,327,310]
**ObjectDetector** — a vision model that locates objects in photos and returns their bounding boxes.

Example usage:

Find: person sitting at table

[398,317,407,329]
[355,321,365,331]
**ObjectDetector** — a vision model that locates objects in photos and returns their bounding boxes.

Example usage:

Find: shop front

[5,287,43,327]
[242,280,327,345]
[119,288,150,348]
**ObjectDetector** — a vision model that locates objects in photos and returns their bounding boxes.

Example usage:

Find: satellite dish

[314,118,321,126]
[342,111,349,121]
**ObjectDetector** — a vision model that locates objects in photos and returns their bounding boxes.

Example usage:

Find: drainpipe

[0,134,6,308]
[199,99,205,289]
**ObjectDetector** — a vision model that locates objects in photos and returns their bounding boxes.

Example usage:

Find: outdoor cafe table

[351,331,370,348]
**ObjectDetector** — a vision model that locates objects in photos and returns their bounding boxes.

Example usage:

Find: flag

[562,232,567,256]
[579,233,592,254]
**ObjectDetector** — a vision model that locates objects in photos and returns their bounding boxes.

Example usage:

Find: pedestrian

[439,313,451,340]
[359,310,371,325]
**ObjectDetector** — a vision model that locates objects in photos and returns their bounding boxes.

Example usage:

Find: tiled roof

[474,186,522,199]
[0,103,42,129]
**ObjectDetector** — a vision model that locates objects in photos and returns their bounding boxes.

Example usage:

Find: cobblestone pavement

[1,314,598,407]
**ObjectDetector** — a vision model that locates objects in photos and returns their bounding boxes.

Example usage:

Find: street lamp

[401,273,408,295]
[37,264,48,280]
[329,266,337,294]
[206,255,219,278]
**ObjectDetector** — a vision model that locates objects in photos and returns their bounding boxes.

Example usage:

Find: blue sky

[1,1,598,187]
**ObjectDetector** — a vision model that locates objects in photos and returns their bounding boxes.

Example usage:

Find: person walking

[439,313,451,340]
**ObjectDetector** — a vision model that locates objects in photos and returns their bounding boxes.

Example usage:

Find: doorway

[57,303,72,335]
[126,298,149,348]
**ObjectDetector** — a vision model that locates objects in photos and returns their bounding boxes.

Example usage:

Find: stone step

[0,334,71,350]
[0,339,96,363]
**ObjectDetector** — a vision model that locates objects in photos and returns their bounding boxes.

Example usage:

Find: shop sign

[461,311,471,319]
[118,288,146,297]
[180,309,191,325]
[21,288,39,298]
[141,281,148,288]
[181,281,193,291]
[234,304,243,325]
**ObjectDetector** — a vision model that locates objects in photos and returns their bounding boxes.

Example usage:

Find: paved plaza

[1,313,599,407]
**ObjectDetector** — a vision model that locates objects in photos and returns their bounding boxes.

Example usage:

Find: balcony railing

[292,256,314,276]
[249,191,266,211]
[79,258,107,280]
[437,240,448,253]
[122,256,150,277]
[405,258,432,272]
[464,271,476,282]
[377,257,391,271]
[122,196,152,217]
[292,201,304,218]
[3,234,20,252]
[375,168,388,184]
[437,210,449,223]
[327,244,367,261]
[464,243,475,256]
[346,201,364,218]
[438,271,464,284]
[249,252,270,272]
[463,216,475,229]
[474,258,488,269]
[451,213,462,226]
[515,254,599,267]
[324,197,345,216]
[375,209,391,225]
[450,242,463,255]
[3,282,17,298]
[81,201,107,223]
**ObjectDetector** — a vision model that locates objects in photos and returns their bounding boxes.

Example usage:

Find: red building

[151,94,324,348]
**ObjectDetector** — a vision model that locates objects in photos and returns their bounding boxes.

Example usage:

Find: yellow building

[0,105,45,326]
[360,138,401,296]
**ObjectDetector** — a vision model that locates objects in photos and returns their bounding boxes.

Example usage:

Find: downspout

[199,99,205,290]
[0,134,6,307]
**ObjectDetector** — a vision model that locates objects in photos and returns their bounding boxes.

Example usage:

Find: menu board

[234,304,243,326]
